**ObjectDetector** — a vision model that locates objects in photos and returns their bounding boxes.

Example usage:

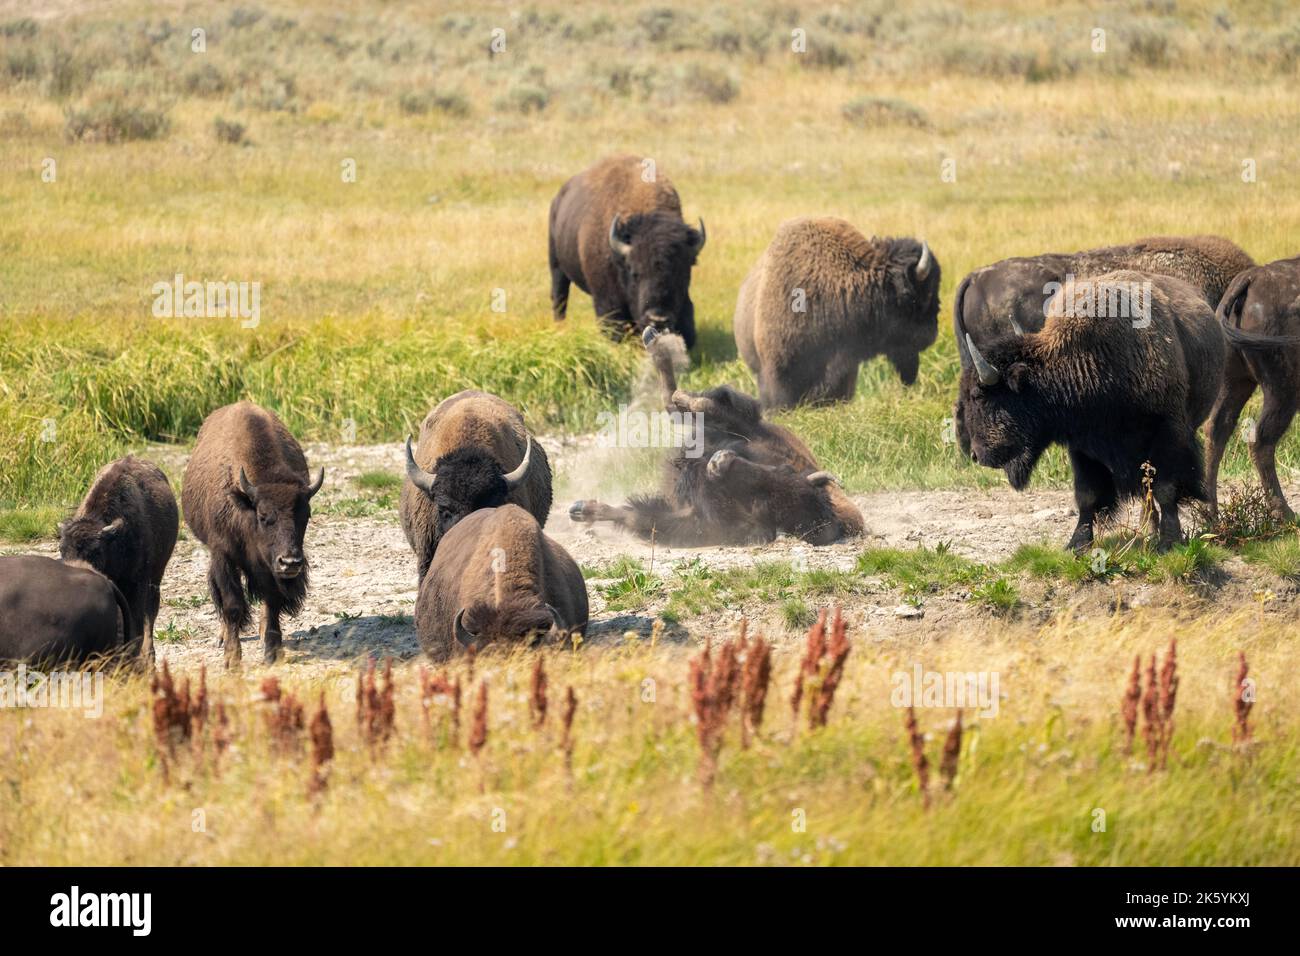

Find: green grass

[1241,536,1300,579]
[0,506,62,543]
[354,471,402,491]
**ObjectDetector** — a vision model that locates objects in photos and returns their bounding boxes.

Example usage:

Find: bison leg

[1250,388,1298,523]
[260,597,284,665]
[1203,351,1257,517]
[549,250,570,322]
[1066,450,1117,553]
[208,554,247,670]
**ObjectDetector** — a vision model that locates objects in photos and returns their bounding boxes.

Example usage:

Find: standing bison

[182,402,324,668]
[959,271,1225,551]
[734,217,940,409]
[401,390,553,580]
[59,455,178,664]
[1205,255,1300,519]
[549,154,705,348]
[0,556,132,664]
[415,504,588,662]
[952,235,1254,456]
[570,328,863,546]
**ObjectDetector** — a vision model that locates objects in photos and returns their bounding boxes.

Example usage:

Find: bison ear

[1006,363,1032,393]
[687,218,706,257]
[453,608,478,648]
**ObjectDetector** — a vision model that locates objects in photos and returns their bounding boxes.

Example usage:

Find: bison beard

[958,271,1225,552]
[569,329,862,547]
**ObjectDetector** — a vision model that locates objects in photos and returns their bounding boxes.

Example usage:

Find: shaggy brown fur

[570,330,864,546]
[734,217,940,409]
[181,402,324,669]
[414,504,588,663]
[549,154,704,348]
[0,555,132,664]
[59,455,178,664]
[399,390,553,580]
[1205,254,1300,519]
[960,271,1225,550]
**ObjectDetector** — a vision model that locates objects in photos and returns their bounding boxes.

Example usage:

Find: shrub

[682,64,737,103]
[842,96,928,129]
[212,116,247,145]
[64,98,170,143]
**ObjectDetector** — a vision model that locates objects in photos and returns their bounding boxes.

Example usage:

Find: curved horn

[806,471,839,488]
[305,467,325,498]
[1008,316,1026,336]
[608,215,631,258]
[965,333,1000,387]
[691,217,706,253]
[100,516,126,536]
[915,240,933,282]
[453,608,476,648]
[238,467,258,502]
[404,436,437,495]
[501,436,532,490]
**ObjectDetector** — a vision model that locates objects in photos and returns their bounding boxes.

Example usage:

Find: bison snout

[275,553,305,577]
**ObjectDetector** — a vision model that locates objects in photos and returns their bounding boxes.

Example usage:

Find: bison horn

[690,218,706,253]
[608,216,632,258]
[965,333,1001,387]
[501,436,532,490]
[1009,316,1026,336]
[237,467,258,503]
[306,467,325,498]
[453,608,477,648]
[100,516,126,537]
[915,240,933,282]
[806,471,839,488]
[405,436,437,495]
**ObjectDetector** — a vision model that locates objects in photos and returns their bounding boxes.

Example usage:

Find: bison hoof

[707,450,737,478]
[569,500,595,522]
[264,646,283,665]
[641,326,660,348]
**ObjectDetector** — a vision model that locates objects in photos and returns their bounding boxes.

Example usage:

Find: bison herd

[4,152,1300,669]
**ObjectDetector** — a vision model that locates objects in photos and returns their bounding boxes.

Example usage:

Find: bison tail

[1216,272,1300,350]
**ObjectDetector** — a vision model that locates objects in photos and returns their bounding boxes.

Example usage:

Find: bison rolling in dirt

[415,504,588,662]
[58,455,178,665]
[569,328,864,546]
[952,235,1254,456]
[734,217,940,409]
[181,402,324,668]
[959,271,1225,551]
[1206,255,1300,520]
[549,154,705,348]
[401,390,553,581]
[0,555,132,664]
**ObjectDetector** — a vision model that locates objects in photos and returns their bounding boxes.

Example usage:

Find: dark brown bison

[58,455,178,664]
[400,390,553,580]
[959,271,1225,551]
[952,235,1254,456]
[1205,255,1300,520]
[0,555,131,664]
[549,154,705,348]
[570,328,864,546]
[415,504,588,662]
[181,402,324,668]
[734,217,940,409]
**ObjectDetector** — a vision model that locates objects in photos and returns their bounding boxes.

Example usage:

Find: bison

[58,455,178,664]
[401,390,553,580]
[0,555,132,664]
[181,402,324,668]
[952,235,1254,456]
[959,271,1225,551]
[734,217,940,409]
[549,154,705,348]
[569,328,864,546]
[415,504,588,662]
[1205,255,1300,520]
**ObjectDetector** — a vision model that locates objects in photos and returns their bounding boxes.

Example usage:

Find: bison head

[957,333,1049,491]
[453,595,571,651]
[406,436,532,544]
[706,448,847,545]
[881,239,941,386]
[58,515,130,580]
[230,466,324,579]
[609,212,705,340]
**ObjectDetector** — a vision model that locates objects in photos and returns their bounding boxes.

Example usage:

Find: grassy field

[4,0,1300,518]
[3,1,1300,867]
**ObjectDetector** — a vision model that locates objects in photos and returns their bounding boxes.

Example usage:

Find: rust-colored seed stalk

[1121,654,1141,754]
[308,692,334,797]
[530,657,548,730]
[904,705,930,809]
[940,711,963,790]
[690,636,744,788]
[560,685,578,774]
[740,632,772,748]
[468,679,488,757]
[809,608,850,729]
[1233,652,1253,745]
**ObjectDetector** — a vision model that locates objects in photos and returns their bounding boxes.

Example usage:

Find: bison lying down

[0,555,132,664]
[570,329,863,546]
[959,271,1224,551]
[415,504,587,661]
